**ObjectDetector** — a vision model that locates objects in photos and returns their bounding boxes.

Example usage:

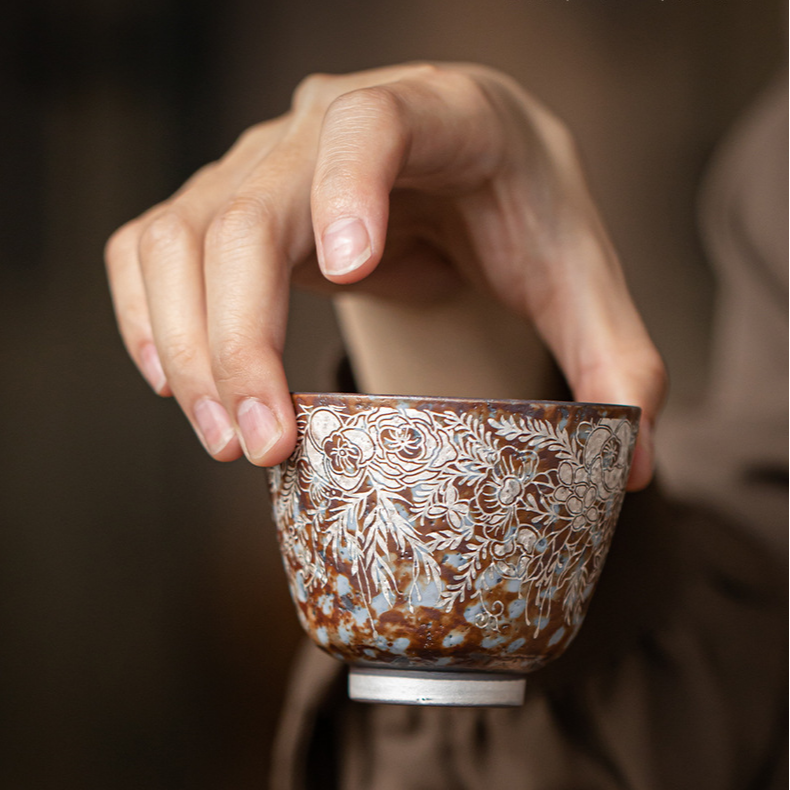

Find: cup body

[268,393,639,703]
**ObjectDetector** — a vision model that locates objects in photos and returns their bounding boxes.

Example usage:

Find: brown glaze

[269,393,640,676]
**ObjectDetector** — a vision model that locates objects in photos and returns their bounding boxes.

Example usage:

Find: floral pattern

[270,397,638,658]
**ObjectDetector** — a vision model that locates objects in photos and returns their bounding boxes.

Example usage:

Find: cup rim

[290,391,641,418]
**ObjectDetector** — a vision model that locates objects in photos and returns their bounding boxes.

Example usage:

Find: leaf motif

[375,571,395,607]
[428,530,464,552]
[489,414,527,442]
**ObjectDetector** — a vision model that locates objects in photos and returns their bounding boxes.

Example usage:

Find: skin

[105,62,666,490]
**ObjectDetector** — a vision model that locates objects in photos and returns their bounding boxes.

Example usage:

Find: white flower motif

[304,408,375,492]
[369,408,457,486]
[554,459,601,531]
[475,449,539,524]
[516,527,539,552]
[583,421,632,492]
[426,482,470,529]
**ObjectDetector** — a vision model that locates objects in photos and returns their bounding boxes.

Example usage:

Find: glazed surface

[269,394,638,674]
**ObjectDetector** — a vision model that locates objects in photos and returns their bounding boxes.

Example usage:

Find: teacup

[268,393,639,706]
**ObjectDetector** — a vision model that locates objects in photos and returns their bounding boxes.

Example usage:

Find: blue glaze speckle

[464,601,483,624]
[548,627,566,647]
[414,580,440,608]
[294,572,307,603]
[337,574,351,596]
[351,606,370,628]
[370,592,392,615]
[390,637,411,655]
[442,631,464,648]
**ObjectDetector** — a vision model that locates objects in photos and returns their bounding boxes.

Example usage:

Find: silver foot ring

[348,667,526,707]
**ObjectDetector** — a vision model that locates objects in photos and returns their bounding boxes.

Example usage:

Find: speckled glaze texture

[269,393,640,676]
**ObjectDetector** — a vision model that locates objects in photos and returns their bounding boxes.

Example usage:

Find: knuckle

[138,209,192,260]
[327,84,402,123]
[422,66,504,129]
[393,62,474,97]
[231,121,271,152]
[211,332,260,384]
[291,72,333,112]
[643,350,669,404]
[160,334,200,377]
[207,194,271,250]
[231,125,259,152]
[547,113,576,156]
[432,66,482,100]
[122,300,150,336]
[403,60,443,81]
[178,160,219,192]
[197,159,219,177]
[621,345,669,416]
[104,221,139,271]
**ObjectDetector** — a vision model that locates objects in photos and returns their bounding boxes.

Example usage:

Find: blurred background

[0,1,784,787]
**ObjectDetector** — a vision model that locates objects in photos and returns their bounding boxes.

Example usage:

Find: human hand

[105,62,665,489]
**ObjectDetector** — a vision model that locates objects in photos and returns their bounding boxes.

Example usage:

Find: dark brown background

[0,1,783,787]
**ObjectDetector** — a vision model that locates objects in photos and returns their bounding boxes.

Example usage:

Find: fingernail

[321,217,371,276]
[237,399,282,462]
[140,342,167,393]
[193,398,236,456]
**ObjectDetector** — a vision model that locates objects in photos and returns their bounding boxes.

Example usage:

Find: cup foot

[348,667,526,707]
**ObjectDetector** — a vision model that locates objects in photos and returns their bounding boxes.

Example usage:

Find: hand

[105,62,666,489]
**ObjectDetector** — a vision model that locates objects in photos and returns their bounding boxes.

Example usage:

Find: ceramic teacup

[268,393,639,706]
